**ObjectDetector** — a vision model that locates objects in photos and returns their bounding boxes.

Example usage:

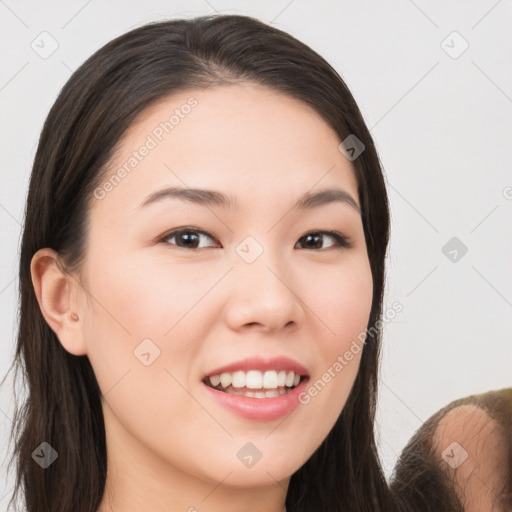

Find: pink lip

[203,355,309,378]
[202,376,310,422]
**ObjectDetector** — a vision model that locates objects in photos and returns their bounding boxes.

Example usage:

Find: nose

[223,251,305,334]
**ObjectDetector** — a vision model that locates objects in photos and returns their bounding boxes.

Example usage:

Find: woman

[2,13,393,512]
[2,12,507,512]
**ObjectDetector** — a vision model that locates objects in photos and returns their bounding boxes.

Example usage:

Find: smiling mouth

[202,370,308,399]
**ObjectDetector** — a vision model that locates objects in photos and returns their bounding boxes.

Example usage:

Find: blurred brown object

[389,387,512,512]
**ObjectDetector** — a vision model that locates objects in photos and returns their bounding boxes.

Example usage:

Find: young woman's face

[77,83,373,495]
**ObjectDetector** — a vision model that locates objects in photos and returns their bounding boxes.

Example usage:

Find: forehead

[94,83,359,216]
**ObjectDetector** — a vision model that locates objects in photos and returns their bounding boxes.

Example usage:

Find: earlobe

[30,248,88,356]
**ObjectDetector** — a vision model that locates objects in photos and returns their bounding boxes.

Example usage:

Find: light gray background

[1,0,511,508]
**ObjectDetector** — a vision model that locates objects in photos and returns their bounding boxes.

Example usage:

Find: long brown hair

[2,14,395,511]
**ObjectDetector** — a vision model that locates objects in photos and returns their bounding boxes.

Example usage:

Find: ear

[30,248,88,356]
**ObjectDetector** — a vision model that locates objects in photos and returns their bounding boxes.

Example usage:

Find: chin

[211,463,298,488]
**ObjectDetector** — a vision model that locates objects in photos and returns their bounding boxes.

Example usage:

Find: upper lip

[203,355,309,379]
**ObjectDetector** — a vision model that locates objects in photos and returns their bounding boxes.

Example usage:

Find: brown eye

[295,231,352,250]
[161,228,219,249]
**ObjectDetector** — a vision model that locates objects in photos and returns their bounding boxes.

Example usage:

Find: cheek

[81,254,213,463]
[297,256,372,421]
[84,250,216,341]
[307,255,373,350]
[80,253,191,396]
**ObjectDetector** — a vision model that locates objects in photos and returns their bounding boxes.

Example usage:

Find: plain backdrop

[1,0,511,508]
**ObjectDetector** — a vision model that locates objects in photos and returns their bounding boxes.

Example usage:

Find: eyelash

[158,227,354,251]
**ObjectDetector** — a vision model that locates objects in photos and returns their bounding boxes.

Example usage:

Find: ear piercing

[71,313,79,321]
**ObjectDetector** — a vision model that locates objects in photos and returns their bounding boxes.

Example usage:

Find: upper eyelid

[161,227,217,242]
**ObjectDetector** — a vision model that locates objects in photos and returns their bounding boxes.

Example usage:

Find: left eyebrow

[138,186,360,213]
[295,188,360,213]
[139,186,236,210]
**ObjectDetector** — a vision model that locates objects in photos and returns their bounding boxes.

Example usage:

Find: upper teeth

[208,370,301,390]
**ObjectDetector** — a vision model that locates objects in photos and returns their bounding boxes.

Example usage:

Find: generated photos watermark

[93,97,198,200]
[298,300,403,405]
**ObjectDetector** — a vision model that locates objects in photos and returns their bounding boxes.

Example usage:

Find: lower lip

[202,378,310,422]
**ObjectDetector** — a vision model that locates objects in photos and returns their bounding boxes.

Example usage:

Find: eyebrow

[139,186,360,213]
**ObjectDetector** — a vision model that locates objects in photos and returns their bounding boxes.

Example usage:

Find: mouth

[202,370,309,399]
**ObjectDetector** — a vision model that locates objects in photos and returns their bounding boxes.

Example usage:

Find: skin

[432,404,509,511]
[30,82,373,512]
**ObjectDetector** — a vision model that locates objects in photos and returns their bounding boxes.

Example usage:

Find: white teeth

[209,374,221,387]
[245,370,263,389]
[227,387,289,398]
[263,370,278,388]
[220,372,232,388]
[232,371,246,388]
[277,370,287,387]
[206,369,303,391]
